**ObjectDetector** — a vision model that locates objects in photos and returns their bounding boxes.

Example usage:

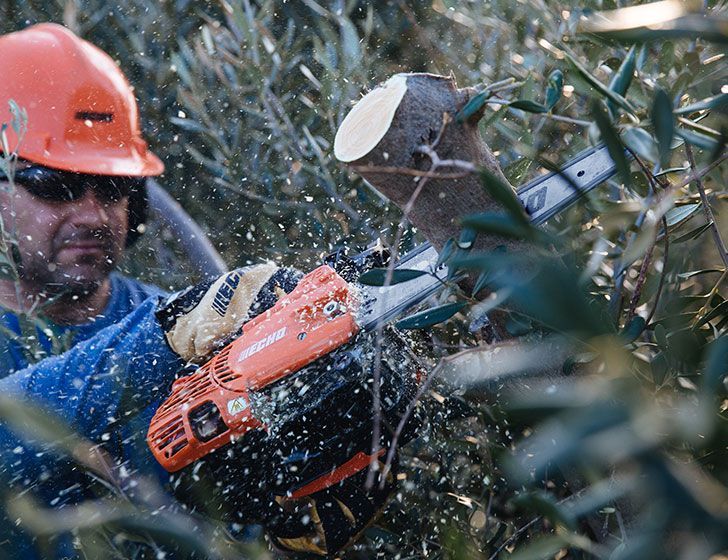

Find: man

[0,23,455,559]
[0,23,165,375]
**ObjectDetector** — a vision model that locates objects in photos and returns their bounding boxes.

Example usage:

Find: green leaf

[695,300,728,328]
[471,271,491,297]
[665,203,700,229]
[395,301,467,330]
[509,99,548,113]
[622,126,659,164]
[654,323,668,349]
[652,351,670,385]
[461,213,532,240]
[358,268,428,286]
[565,52,637,116]
[621,316,646,343]
[673,221,713,244]
[8,99,27,137]
[478,169,529,225]
[677,128,722,151]
[545,69,563,110]
[652,88,675,168]
[703,336,728,395]
[436,238,455,268]
[636,44,649,70]
[338,17,362,73]
[455,90,491,123]
[677,269,724,280]
[675,93,728,115]
[590,99,632,187]
[607,46,636,118]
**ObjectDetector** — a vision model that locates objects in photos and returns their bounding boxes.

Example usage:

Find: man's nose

[68,189,109,227]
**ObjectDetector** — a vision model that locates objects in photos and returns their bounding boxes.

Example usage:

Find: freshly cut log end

[334,74,408,163]
[332,72,512,255]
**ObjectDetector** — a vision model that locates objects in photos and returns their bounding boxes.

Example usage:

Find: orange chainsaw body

[147,265,360,473]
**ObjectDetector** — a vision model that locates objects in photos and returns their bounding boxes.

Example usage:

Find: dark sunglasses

[0,165,144,204]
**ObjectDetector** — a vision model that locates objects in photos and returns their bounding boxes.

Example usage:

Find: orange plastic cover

[0,23,163,176]
[147,265,360,472]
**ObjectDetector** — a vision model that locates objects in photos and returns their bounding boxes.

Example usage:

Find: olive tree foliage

[0,0,727,559]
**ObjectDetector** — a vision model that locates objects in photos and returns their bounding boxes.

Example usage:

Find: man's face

[0,167,129,296]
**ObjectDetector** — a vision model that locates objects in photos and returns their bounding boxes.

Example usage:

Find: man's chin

[39,264,113,297]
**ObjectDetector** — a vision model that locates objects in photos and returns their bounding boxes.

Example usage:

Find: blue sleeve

[0,296,182,483]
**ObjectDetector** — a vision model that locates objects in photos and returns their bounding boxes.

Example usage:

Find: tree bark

[340,73,526,257]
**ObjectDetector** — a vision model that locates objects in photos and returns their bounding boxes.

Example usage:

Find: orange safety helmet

[0,23,163,177]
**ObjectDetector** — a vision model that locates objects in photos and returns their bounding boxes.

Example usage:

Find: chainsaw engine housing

[147,264,423,521]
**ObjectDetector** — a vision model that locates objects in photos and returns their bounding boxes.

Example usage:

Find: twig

[487,516,542,560]
[415,145,478,173]
[379,358,440,488]
[670,153,726,193]
[685,143,728,269]
[677,116,722,138]
[625,226,658,324]
[645,217,670,326]
[692,270,727,330]
[348,164,473,180]
[366,112,464,489]
[542,113,592,127]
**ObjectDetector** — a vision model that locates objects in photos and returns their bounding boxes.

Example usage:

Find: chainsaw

[147,145,618,513]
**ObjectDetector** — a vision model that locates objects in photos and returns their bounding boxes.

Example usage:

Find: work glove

[265,455,397,557]
[156,264,301,362]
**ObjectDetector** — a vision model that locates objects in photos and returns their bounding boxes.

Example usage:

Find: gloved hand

[265,456,397,557]
[156,264,301,362]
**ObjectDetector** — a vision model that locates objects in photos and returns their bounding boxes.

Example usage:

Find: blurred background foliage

[1,0,727,558]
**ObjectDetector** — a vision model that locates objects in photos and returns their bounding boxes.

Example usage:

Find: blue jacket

[0,272,166,375]
[0,267,302,557]
[0,275,182,557]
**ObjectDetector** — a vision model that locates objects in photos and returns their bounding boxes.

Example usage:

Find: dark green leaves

[702,336,728,395]
[358,268,428,286]
[694,300,728,329]
[509,99,548,113]
[461,213,533,240]
[607,46,636,117]
[652,88,675,168]
[673,222,713,244]
[545,69,563,111]
[665,203,701,229]
[675,93,728,115]
[676,128,723,151]
[565,52,637,116]
[478,169,529,225]
[590,99,632,187]
[621,316,646,343]
[395,301,467,330]
[455,90,491,123]
[622,126,659,163]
